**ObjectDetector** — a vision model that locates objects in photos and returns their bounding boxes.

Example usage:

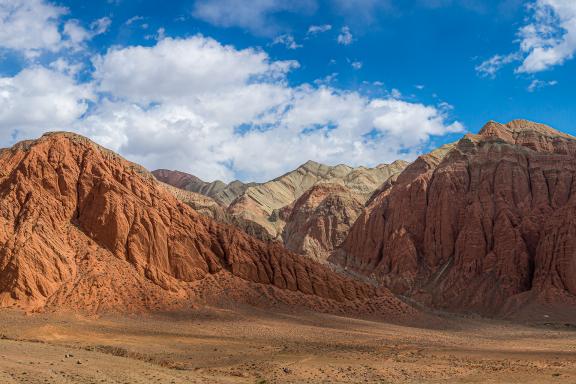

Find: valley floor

[0,307,575,383]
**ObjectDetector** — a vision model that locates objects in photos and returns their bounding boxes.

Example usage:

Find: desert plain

[0,306,575,384]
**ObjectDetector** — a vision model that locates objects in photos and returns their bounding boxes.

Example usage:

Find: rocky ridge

[332,119,576,318]
[227,160,408,239]
[0,132,414,318]
[281,183,365,262]
[153,169,254,206]
[156,160,408,261]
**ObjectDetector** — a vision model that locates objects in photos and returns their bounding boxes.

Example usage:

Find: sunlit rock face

[334,120,576,317]
[0,132,411,315]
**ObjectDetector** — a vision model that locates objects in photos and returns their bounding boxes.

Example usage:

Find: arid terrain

[0,123,575,383]
[2,0,576,380]
[0,307,575,383]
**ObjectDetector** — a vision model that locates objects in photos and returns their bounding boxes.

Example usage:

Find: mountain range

[0,119,574,322]
[154,160,407,261]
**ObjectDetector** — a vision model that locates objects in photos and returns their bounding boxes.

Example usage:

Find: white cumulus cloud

[307,24,332,35]
[351,61,363,70]
[517,0,576,73]
[0,67,93,144]
[479,0,576,75]
[337,26,353,45]
[0,0,66,56]
[91,17,112,35]
[271,34,302,49]
[86,36,462,181]
[93,36,298,104]
[0,33,463,183]
[527,78,558,92]
[475,53,520,77]
[0,0,111,57]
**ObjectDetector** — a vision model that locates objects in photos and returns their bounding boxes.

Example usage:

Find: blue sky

[0,0,574,181]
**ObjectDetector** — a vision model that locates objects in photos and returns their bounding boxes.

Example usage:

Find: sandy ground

[0,306,575,383]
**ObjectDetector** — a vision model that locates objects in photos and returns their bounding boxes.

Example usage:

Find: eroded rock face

[156,160,408,260]
[333,120,576,316]
[0,132,409,315]
[281,183,364,262]
[227,160,408,239]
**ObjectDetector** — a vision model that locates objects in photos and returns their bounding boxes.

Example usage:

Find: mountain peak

[302,159,322,167]
[478,119,574,141]
[0,131,395,313]
[477,120,513,141]
[505,119,573,139]
[298,160,329,173]
[475,119,576,156]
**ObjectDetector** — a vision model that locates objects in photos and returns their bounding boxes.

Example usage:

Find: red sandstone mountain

[332,120,576,319]
[0,132,417,318]
[281,183,365,262]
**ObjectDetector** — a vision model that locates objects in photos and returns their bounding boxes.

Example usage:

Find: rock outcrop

[281,183,364,262]
[333,120,576,318]
[0,132,414,317]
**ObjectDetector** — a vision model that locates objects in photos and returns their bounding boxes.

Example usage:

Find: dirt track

[0,307,575,383]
